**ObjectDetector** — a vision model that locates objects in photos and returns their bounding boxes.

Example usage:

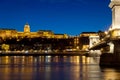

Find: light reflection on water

[0,56,120,80]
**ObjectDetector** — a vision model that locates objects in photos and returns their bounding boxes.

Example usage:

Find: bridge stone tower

[109,0,120,38]
[109,0,120,29]
[100,0,120,66]
[109,0,120,54]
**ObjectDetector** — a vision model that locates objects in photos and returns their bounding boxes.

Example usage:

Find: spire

[25,22,29,25]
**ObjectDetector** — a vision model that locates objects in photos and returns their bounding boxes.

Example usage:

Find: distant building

[0,23,105,52]
[79,32,99,51]
[0,28,17,39]
[0,23,68,39]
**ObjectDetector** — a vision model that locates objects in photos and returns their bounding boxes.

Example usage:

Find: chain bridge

[89,0,120,66]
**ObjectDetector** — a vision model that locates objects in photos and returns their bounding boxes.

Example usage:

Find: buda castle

[0,23,68,39]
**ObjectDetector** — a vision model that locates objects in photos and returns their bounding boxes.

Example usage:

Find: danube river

[0,55,120,80]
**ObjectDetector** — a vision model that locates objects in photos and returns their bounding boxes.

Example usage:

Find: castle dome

[24,23,30,33]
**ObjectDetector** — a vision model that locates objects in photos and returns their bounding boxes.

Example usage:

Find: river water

[0,56,120,80]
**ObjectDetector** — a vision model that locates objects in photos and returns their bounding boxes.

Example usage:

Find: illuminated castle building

[0,23,68,39]
[0,23,102,51]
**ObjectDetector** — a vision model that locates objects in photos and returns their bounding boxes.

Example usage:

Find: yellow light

[105,31,108,34]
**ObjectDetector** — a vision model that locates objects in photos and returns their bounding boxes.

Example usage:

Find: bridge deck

[89,41,108,50]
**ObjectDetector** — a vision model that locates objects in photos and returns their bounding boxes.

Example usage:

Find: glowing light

[105,31,108,34]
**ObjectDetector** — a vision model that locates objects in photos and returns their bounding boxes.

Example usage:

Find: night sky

[0,0,111,35]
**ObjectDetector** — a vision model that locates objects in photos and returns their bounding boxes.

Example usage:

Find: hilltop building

[0,23,68,39]
[0,23,105,52]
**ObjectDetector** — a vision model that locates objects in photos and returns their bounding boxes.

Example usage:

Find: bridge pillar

[107,42,114,53]
[113,40,120,65]
[113,40,120,53]
[109,0,120,54]
[100,0,120,67]
[100,40,120,66]
[109,0,120,29]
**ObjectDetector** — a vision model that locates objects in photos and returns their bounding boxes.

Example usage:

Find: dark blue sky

[0,0,111,35]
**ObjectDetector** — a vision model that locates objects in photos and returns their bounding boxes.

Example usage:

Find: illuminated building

[79,32,100,51]
[0,23,71,51]
[0,23,103,52]
[0,29,17,39]
[0,23,68,39]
